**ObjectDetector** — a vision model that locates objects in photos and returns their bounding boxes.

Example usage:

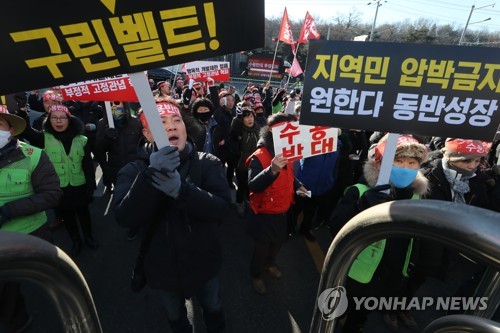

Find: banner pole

[269,39,280,82]
[376,133,400,189]
[104,102,115,129]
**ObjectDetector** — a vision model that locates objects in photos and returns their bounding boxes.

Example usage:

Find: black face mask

[447,161,476,178]
[194,111,213,123]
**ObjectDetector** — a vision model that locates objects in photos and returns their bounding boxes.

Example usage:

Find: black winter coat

[422,158,495,210]
[114,143,231,294]
[94,116,143,185]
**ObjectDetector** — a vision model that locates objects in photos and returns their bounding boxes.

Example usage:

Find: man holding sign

[114,102,231,333]
[246,113,309,295]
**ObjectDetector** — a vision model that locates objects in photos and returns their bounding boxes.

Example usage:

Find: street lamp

[459,3,495,45]
[368,0,387,42]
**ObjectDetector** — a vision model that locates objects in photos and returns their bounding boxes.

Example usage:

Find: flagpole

[269,39,280,82]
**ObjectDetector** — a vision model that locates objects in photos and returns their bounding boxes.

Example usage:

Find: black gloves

[105,127,119,140]
[358,184,391,211]
[149,146,180,174]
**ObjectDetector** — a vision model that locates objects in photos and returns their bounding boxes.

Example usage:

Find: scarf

[441,158,474,204]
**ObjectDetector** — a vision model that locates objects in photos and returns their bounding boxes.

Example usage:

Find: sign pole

[269,39,280,82]
[104,102,115,129]
[376,133,399,187]
[129,72,170,149]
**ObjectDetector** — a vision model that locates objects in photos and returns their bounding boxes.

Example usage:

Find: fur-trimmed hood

[363,158,429,195]
[256,126,275,155]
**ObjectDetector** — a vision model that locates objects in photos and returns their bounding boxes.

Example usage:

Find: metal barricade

[423,314,500,332]
[309,200,500,333]
[0,231,102,333]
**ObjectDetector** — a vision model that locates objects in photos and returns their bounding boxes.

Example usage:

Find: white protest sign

[129,72,170,149]
[271,121,338,162]
[376,133,399,187]
[104,102,115,129]
[184,61,230,82]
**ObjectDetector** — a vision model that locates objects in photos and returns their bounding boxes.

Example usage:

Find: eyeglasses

[50,116,69,121]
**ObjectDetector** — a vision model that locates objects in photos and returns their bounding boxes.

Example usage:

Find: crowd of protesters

[0,76,499,333]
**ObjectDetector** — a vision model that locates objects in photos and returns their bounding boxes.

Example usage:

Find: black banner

[299,40,500,141]
[0,0,264,95]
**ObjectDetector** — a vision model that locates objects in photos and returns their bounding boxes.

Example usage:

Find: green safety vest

[347,183,417,284]
[0,142,47,234]
[44,132,87,188]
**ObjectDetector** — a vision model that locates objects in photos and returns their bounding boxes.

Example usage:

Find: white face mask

[0,130,12,149]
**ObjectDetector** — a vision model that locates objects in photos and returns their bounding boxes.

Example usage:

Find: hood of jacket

[363,158,429,195]
[256,126,275,156]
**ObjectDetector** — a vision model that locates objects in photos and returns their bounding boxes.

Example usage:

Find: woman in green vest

[329,135,428,333]
[18,104,98,257]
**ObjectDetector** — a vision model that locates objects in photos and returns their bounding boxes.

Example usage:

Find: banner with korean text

[299,40,500,141]
[271,122,338,162]
[0,0,264,95]
[184,61,230,82]
[60,74,138,102]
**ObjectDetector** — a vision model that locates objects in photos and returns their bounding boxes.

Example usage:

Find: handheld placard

[129,72,170,149]
[104,102,115,129]
[376,133,400,191]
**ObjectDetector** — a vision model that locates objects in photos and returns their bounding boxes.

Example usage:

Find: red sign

[61,75,138,102]
[248,57,281,79]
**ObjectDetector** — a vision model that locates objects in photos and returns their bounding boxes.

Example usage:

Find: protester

[95,101,144,240]
[32,90,64,131]
[95,101,144,193]
[189,98,226,162]
[18,104,98,257]
[410,138,500,316]
[173,78,184,99]
[246,113,309,295]
[252,102,267,128]
[0,105,62,332]
[228,85,241,105]
[114,102,231,333]
[230,106,261,217]
[330,134,428,332]
[69,100,103,161]
[214,90,237,188]
[295,145,342,241]
[154,81,174,103]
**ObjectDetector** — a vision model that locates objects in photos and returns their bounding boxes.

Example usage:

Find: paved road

[13,176,499,333]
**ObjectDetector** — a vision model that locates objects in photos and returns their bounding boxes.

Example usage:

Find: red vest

[246,147,295,214]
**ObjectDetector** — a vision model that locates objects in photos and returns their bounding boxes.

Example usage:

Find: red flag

[298,12,320,44]
[289,57,303,77]
[278,8,295,45]
[181,63,187,73]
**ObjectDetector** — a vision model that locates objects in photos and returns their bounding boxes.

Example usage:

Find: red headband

[140,102,181,129]
[48,104,71,115]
